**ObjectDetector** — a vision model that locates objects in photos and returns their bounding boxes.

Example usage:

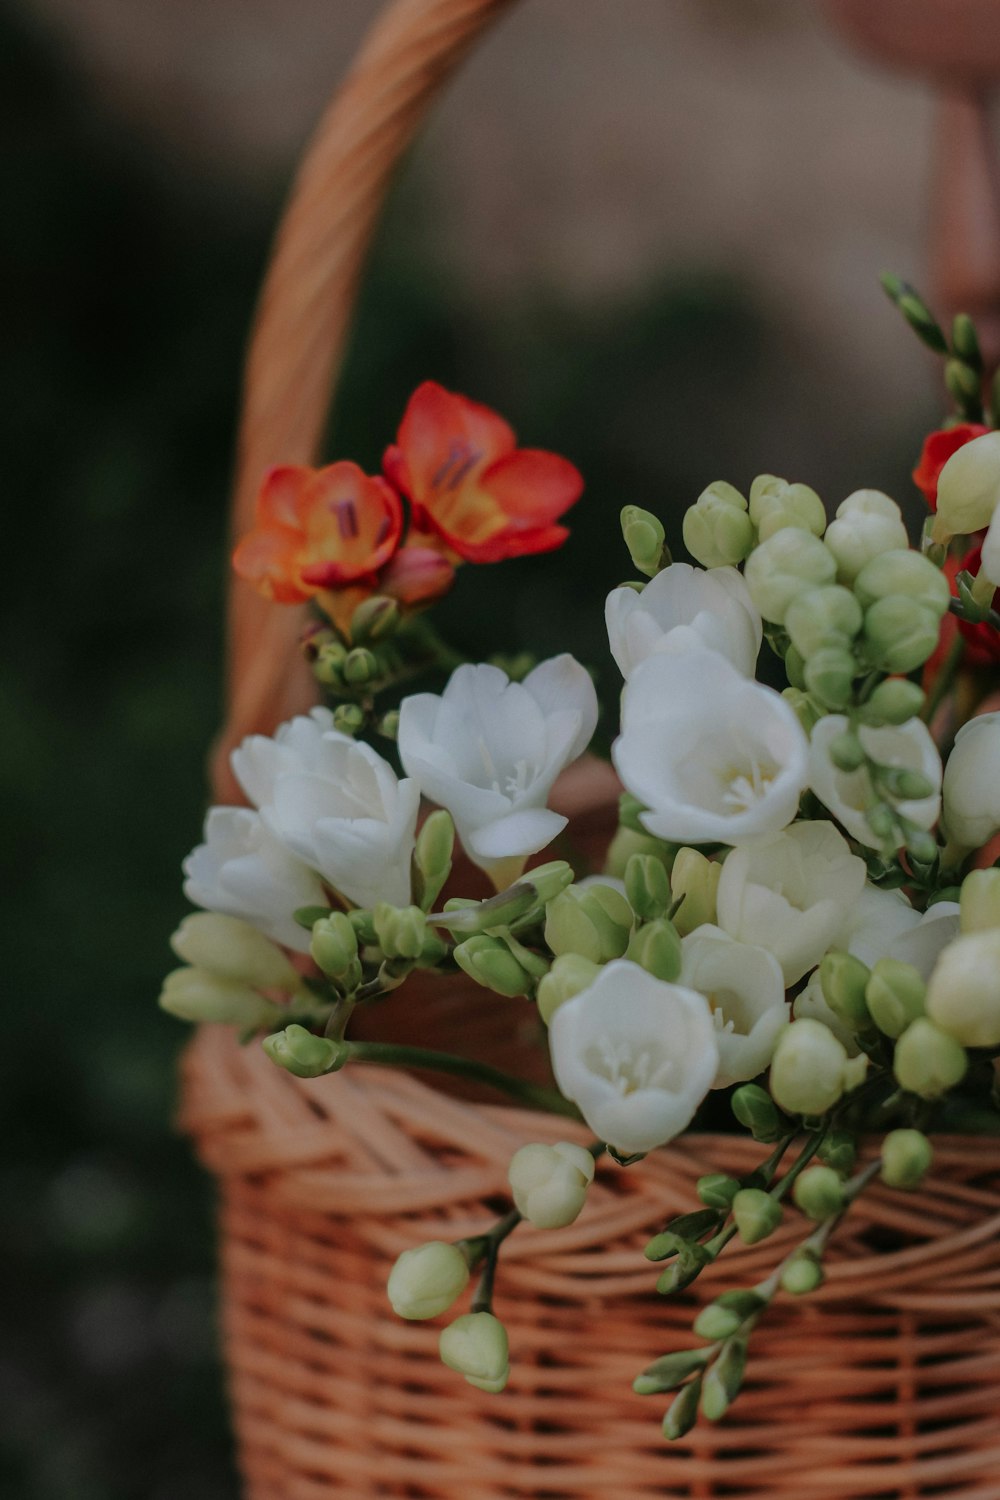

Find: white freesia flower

[548,960,718,1154]
[836,884,920,967]
[942,713,1000,850]
[183,807,326,952]
[613,649,809,846]
[809,715,942,849]
[716,821,866,985]
[605,562,761,679]
[835,885,960,980]
[397,656,598,877]
[680,926,788,1087]
[232,708,420,910]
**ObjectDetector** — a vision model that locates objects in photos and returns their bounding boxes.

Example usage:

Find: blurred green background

[0,4,940,1496]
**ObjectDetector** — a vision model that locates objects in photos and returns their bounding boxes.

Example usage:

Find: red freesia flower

[912,423,990,511]
[383,381,582,563]
[233,461,404,604]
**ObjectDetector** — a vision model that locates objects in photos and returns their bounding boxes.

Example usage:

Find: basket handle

[212,0,517,802]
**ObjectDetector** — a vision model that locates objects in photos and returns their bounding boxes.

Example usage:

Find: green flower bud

[693,1303,743,1341]
[783,687,823,733]
[925,931,1000,1047]
[880,1128,934,1190]
[819,951,872,1031]
[863,595,941,675]
[731,1083,783,1142]
[313,640,347,685]
[536,954,602,1024]
[824,490,910,585]
[604,826,676,881]
[633,1348,709,1397]
[865,802,899,844]
[159,968,279,1028]
[624,853,672,921]
[662,1376,703,1439]
[749,474,826,541]
[945,356,980,407]
[432,862,574,935]
[347,908,377,945]
[862,678,926,727]
[342,646,379,685]
[262,1023,345,1078]
[696,1173,741,1211]
[792,1165,844,1221]
[656,1242,711,1293]
[453,934,535,998]
[621,504,668,578]
[373,903,428,962]
[780,1252,825,1295]
[818,1129,857,1174]
[310,912,360,979]
[828,729,866,772]
[439,1311,509,1393]
[878,766,937,801]
[960,868,1000,934]
[378,709,400,740]
[350,594,400,644]
[682,481,755,569]
[784,644,808,690]
[769,1018,868,1116]
[784,585,862,659]
[170,913,300,990]
[732,1189,782,1245]
[332,702,365,736]
[952,312,982,368]
[855,550,951,619]
[905,828,939,866]
[387,1241,470,1320]
[545,884,632,963]
[893,1018,968,1098]
[701,1337,748,1421]
[525,861,577,907]
[669,848,721,937]
[626,918,683,982]
[743,528,837,625]
[865,958,925,1039]
[804,643,856,709]
[414,809,455,911]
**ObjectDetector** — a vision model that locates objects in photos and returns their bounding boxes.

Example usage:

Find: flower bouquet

[168,281,1000,1445]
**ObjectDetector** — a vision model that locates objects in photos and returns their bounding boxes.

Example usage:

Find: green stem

[468,1207,522,1314]
[770,1127,827,1203]
[342,1039,582,1119]
[922,629,966,724]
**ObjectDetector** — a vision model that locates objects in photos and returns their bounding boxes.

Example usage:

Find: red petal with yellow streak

[297,462,403,587]
[232,524,311,603]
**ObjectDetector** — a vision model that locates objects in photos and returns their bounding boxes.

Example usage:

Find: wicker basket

[182,2,1000,1493]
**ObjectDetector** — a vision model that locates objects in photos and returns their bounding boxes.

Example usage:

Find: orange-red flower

[383,381,582,563]
[913,423,990,511]
[233,461,404,604]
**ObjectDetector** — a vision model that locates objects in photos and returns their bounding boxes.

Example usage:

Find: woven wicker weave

[182,1,1000,1493]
